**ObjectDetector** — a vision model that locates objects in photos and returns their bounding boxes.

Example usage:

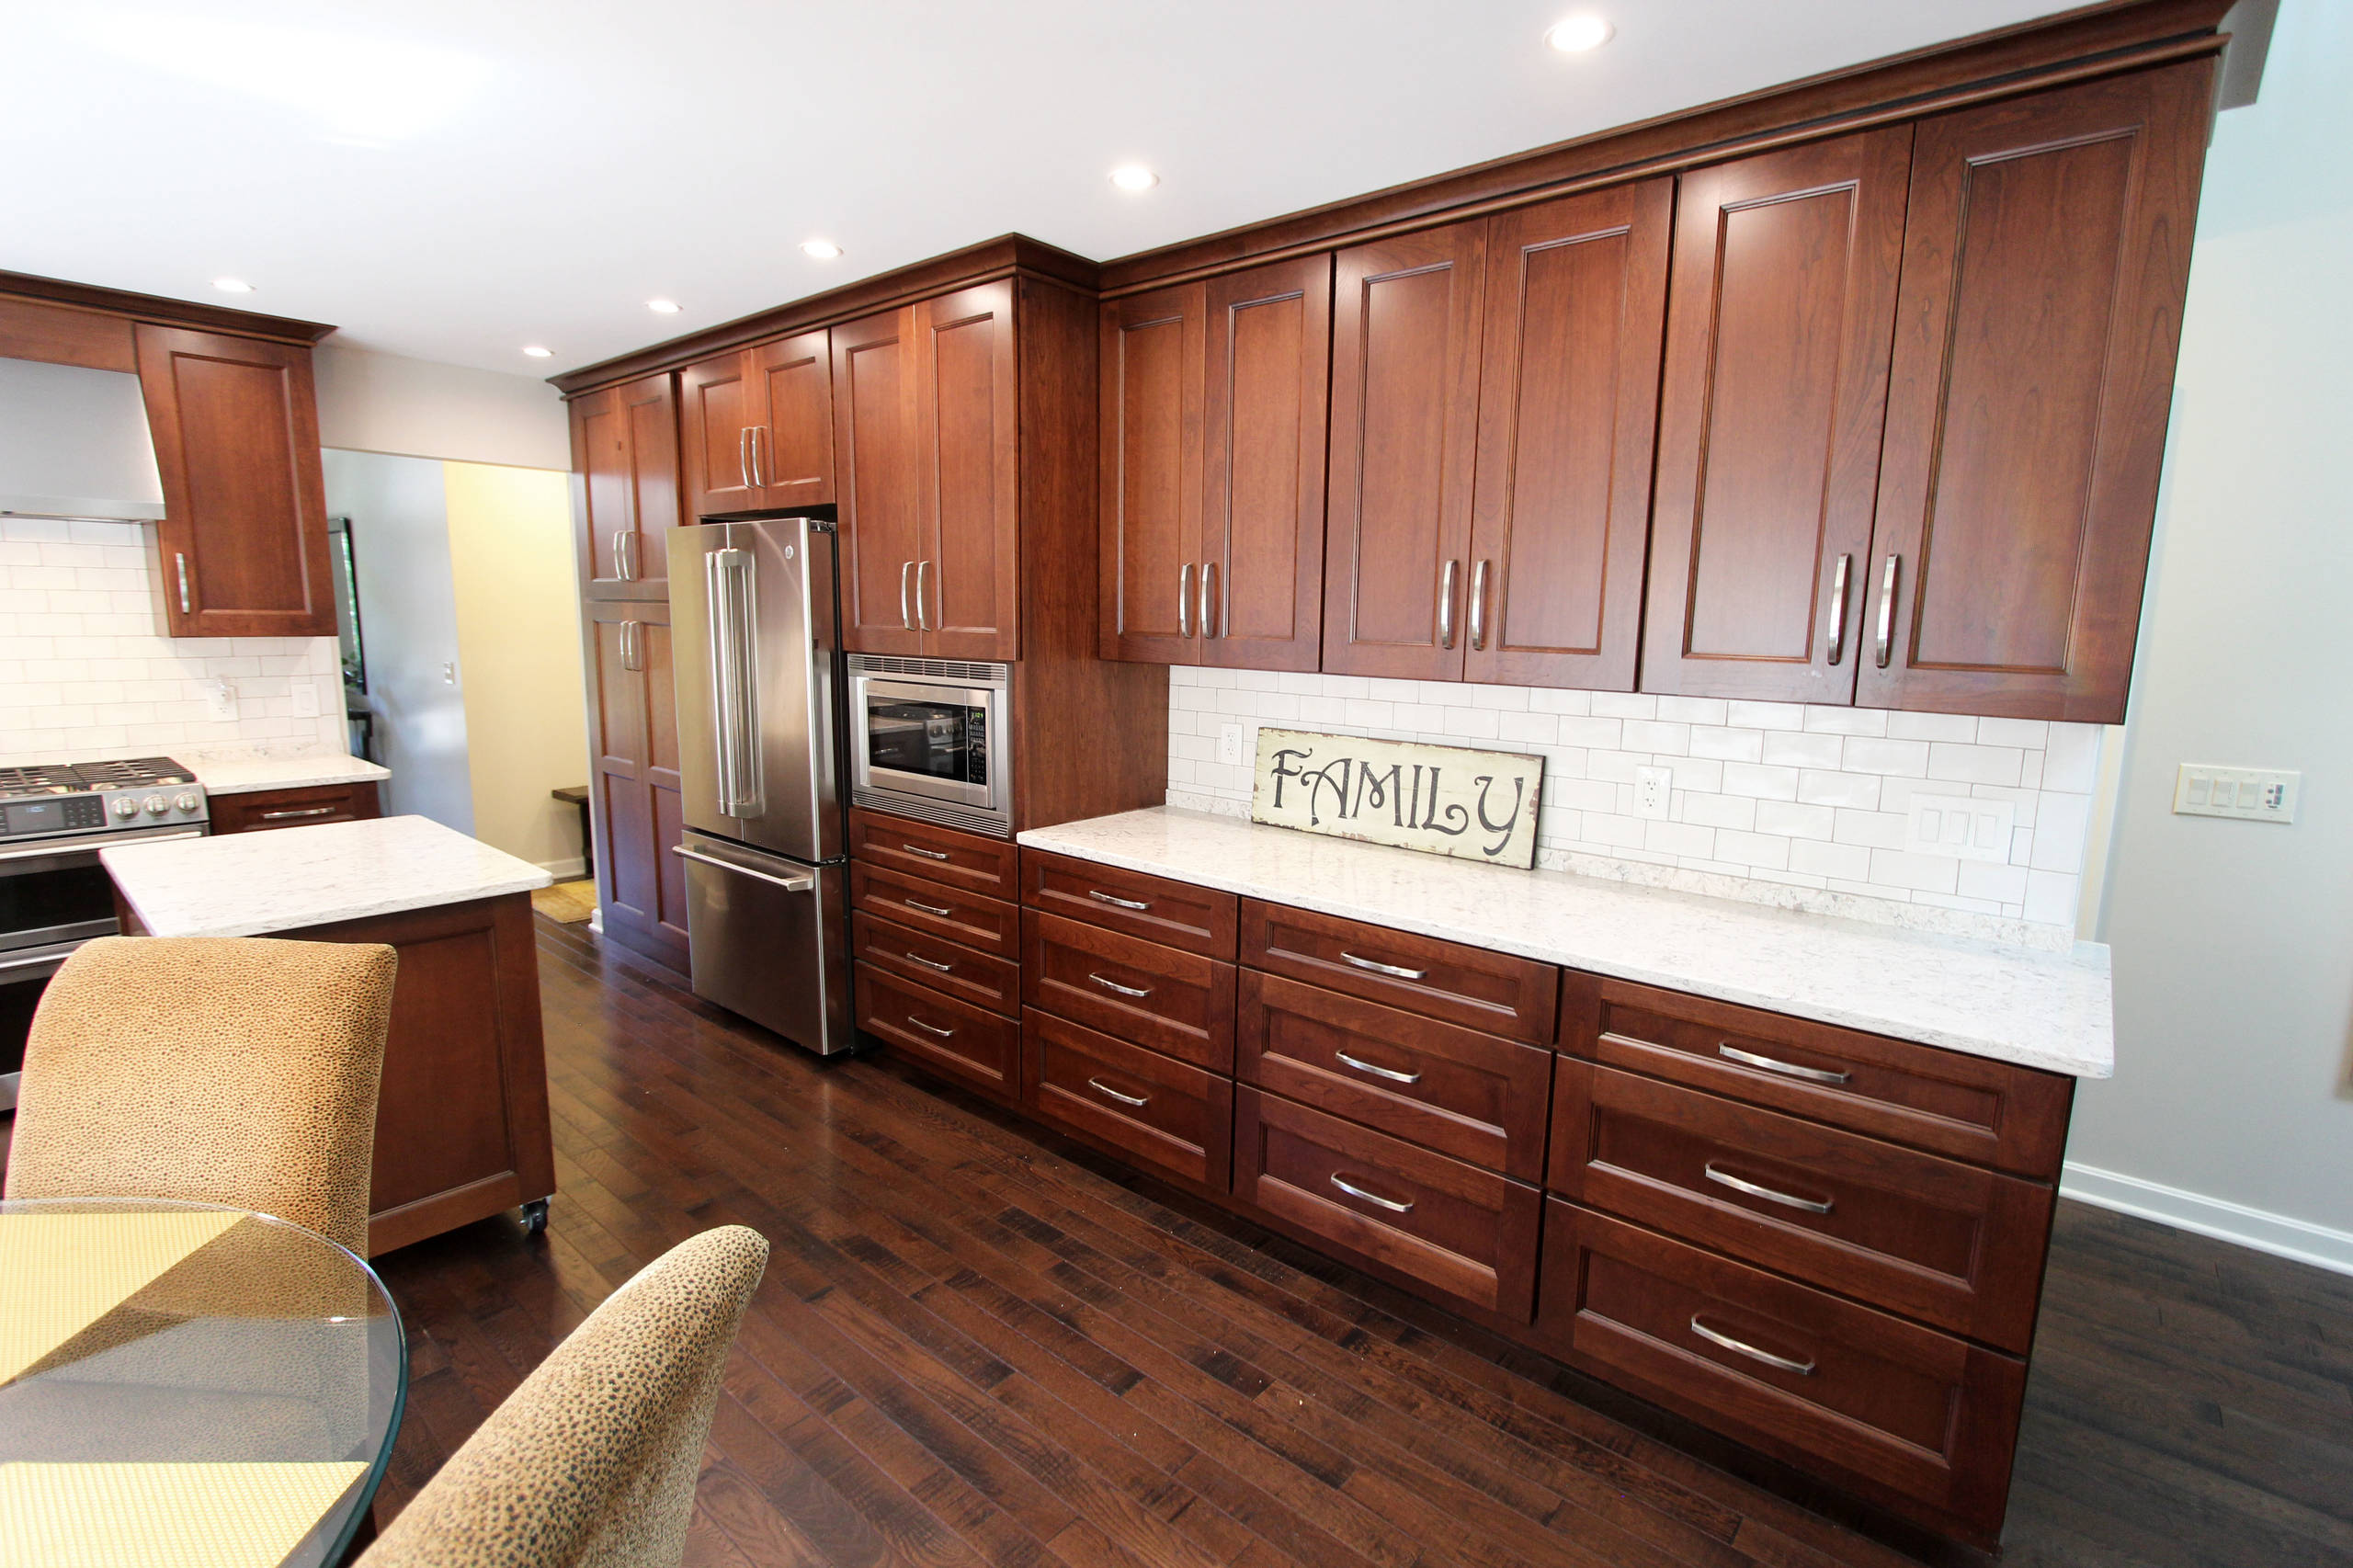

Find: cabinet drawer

[850,863,1018,959]
[1233,1088,1540,1321]
[1550,1062,2053,1351]
[209,782,382,835]
[1021,850,1238,959]
[1023,911,1235,1072]
[1238,971,1552,1182]
[1565,976,2074,1178]
[852,912,1019,1018]
[855,962,1018,1101]
[849,807,1017,898]
[1242,901,1557,1044]
[1024,1008,1233,1191]
[1536,1201,2026,1540]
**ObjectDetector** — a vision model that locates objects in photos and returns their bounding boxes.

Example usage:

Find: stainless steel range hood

[0,358,166,524]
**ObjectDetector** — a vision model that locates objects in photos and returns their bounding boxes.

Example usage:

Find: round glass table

[0,1197,405,1568]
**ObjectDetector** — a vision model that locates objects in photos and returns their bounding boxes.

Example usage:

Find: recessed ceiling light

[647,299,681,314]
[800,239,843,260]
[212,278,255,294]
[1109,165,1159,192]
[1545,14,1614,51]
[521,346,553,358]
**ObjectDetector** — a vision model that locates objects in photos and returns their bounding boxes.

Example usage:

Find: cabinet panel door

[135,325,335,638]
[917,281,1019,660]
[677,349,761,518]
[587,601,687,971]
[1203,256,1332,673]
[1640,131,1913,702]
[749,330,835,508]
[572,372,678,597]
[833,306,925,654]
[1322,221,1487,680]
[1466,181,1671,690]
[1858,62,2212,723]
[1098,282,1204,663]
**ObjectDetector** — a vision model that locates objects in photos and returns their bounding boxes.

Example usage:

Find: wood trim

[0,268,335,345]
[367,1171,524,1256]
[0,296,137,371]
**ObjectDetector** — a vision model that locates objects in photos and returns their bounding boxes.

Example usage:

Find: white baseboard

[538,857,586,881]
[2060,1161,2353,1278]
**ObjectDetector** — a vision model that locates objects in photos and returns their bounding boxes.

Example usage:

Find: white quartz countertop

[1018,807,2113,1078]
[103,814,551,939]
[188,752,392,796]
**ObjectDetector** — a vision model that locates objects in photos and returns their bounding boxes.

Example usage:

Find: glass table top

[0,1197,406,1568]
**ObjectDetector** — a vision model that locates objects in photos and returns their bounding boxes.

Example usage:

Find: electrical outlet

[1903,793,2017,863]
[200,678,236,722]
[2174,765,2298,824]
[1633,765,1673,821]
[290,680,321,718]
[1218,722,1247,767]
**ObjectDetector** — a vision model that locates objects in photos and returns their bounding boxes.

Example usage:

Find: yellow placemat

[0,1461,368,1568]
[0,1210,244,1385]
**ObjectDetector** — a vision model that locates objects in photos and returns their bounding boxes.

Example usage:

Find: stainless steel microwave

[847,655,1012,837]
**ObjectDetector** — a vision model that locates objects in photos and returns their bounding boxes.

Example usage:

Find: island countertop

[102,814,551,939]
[1017,806,2113,1078]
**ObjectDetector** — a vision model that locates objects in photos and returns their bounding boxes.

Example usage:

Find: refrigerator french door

[666,515,853,1054]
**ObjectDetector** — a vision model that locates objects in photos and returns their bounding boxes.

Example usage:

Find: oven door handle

[0,828,205,863]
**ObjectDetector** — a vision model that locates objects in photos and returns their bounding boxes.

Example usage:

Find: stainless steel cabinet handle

[612,530,631,582]
[900,843,950,861]
[915,560,933,631]
[899,561,915,631]
[620,619,644,673]
[1689,1316,1815,1376]
[1335,1051,1420,1085]
[1717,1043,1850,1085]
[258,805,339,821]
[904,897,955,917]
[1199,561,1218,640]
[1088,890,1150,911]
[1438,559,1458,650]
[904,950,953,973]
[175,552,192,615]
[1087,1077,1149,1108]
[738,427,754,490]
[1873,554,1900,669]
[1330,1175,1413,1214]
[1088,971,1153,998]
[1824,553,1850,665]
[905,1015,955,1039]
[1339,950,1427,982]
[749,426,767,490]
[1178,562,1196,640]
[671,844,814,892]
[1703,1162,1834,1215]
[1468,559,1490,652]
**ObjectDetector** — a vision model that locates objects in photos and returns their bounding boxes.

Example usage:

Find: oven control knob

[111,796,140,819]
[175,793,199,814]
[142,794,168,817]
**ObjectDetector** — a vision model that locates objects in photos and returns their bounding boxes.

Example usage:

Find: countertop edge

[193,758,394,796]
[113,877,550,940]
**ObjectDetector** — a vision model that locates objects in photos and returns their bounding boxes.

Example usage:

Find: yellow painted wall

[441,461,588,872]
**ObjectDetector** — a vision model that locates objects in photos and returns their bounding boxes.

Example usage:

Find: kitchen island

[103,815,556,1255]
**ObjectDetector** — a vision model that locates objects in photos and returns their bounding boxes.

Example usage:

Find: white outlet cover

[1218,722,1247,767]
[1633,765,1673,821]
[1903,792,2016,863]
[2174,764,2299,824]
[201,678,237,722]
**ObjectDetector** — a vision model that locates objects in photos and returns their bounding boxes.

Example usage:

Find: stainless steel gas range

[0,756,210,1110]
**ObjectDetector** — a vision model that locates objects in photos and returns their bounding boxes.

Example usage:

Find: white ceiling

[6,0,2076,379]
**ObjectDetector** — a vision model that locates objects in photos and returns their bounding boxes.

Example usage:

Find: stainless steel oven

[847,655,1011,837]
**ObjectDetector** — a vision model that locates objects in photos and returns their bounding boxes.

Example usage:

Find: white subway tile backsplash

[1761,730,1843,769]
[1689,725,1765,763]
[1927,741,2025,787]
[1620,719,1690,755]
[1681,793,1757,830]
[1841,736,1931,777]
[1722,762,1800,801]
[1588,691,1656,720]
[1796,768,1880,809]
[1756,800,1836,839]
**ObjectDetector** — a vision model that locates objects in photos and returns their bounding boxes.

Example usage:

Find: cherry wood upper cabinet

[915,281,1019,662]
[1099,282,1204,664]
[1640,130,1914,704]
[678,330,835,519]
[1322,221,1488,680]
[135,324,336,639]
[833,305,925,655]
[1857,62,2213,723]
[570,370,678,598]
[1464,181,1672,690]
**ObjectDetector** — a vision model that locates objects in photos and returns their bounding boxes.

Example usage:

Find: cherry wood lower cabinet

[1024,1007,1233,1191]
[207,781,381,835]
[853,911,1021,1017]
[1023,909,1235,1071]
[585,599,688,971]
[856,961,1019,1105]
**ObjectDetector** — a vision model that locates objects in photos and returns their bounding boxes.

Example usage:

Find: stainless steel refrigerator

[666,515,853,1054]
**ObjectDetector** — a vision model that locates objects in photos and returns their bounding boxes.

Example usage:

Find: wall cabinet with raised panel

[570,370,680,597]
[677,331,835,520]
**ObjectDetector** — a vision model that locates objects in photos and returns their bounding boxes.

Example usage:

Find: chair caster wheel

[520,1199,550,1236]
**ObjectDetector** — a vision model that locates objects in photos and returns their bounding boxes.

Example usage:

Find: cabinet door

[1098,282,1204,663]
[1203,256,1332,673]
[134,325,335,638]
[747,330,835,509]
[1857,63,2212,723]
[1640,131,1913,702]
[915,280,1019,660]
[1465,181,1671,689]
[677,348,761,518]
[1322,221,1487,680]
[571,371,678,597]
[833,306,925,654]
[586,600,688,970]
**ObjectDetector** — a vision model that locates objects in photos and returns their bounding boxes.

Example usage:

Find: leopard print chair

[361,1225,770,1568]
[4,935,397,1256]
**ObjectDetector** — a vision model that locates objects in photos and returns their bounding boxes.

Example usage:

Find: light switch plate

[1904,792,2017,863]
[291,680,321,718]
[2174,764,2299,823]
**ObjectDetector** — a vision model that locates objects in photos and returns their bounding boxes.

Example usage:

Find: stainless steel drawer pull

[904,951,953,973]
[1717,1043,1850,1085]
[901,843,951,861]
[1335,1051,1420,1085]
[1824,552,1851,665]
[1703,1163,1834,1215]
[1874,553,1901,669]
[1339,951,1427,982]
[1088,971,1152,998]
[175,552,193,615]
[905,1016,955,1039]
[1087,889,1151,911]
[1689,1316,1815,1376]
[1330,1175,1413,1214]
[1087,1077,1149,1108]
[899,561,915,631]
[904,898,955,918]
[257,805,340,821]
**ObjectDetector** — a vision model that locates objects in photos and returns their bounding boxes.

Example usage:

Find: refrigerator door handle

[705,545,764,816]
[672,843,813,893]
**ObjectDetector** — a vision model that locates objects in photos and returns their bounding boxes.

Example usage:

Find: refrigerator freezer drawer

[676,833,852,1055]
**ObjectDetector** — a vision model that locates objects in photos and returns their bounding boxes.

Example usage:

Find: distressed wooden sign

[1250,728,1544,869]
